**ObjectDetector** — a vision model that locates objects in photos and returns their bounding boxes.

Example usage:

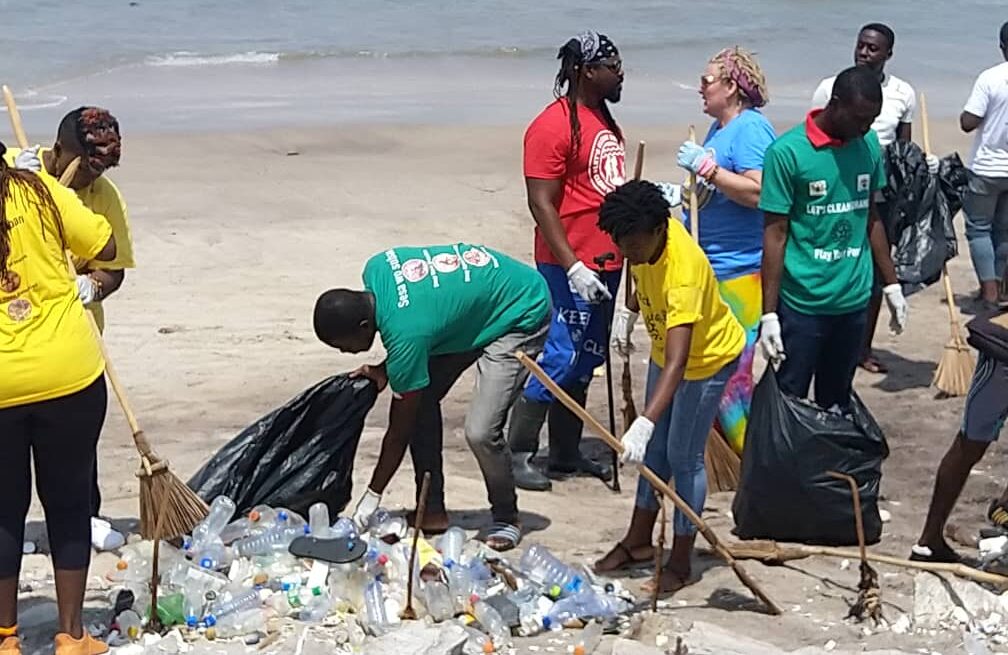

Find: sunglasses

[699,74,721,88]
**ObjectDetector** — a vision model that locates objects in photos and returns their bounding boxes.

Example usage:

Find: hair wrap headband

[715,47,767,108]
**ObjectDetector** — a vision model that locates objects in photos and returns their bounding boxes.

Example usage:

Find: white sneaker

[91,517,126,551]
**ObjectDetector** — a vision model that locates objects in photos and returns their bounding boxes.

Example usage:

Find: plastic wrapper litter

[731,370,889,546]
[188,375,378,517]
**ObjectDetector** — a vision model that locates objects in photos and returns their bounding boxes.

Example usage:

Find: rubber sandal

[640,569,701,596]
[910,543,961,564]
[593,541,654,574]
[0,636,20,654]
[483,523,522,552]
[288,535,367,564]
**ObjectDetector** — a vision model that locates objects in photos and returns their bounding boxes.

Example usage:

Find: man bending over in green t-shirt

[312,244,551,552]
[758,66,908,410]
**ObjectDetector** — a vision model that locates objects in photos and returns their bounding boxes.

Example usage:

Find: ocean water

[1,0,1005,133]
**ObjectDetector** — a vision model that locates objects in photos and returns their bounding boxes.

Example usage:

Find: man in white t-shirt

[812,23,936,374]
[961,21,1008,310]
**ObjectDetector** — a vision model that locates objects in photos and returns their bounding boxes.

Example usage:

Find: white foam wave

[146,51,281,67]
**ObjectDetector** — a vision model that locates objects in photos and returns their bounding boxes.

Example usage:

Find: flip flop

[640,569,701,596]
[483,523,522,552]
[288,536,368,564]
[858,355,888,374]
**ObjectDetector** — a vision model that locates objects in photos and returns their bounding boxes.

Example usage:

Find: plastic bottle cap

[542,617,552,629]
[281,582,292,592]
[200,558,213,569]
[573,647,585,655]
[253,573,269,587]
[127,626,140,640]
[548,585,561,599]
[116,560,128,571]
[303,525,310,534]
[469,593,479,604]
[483,641,495,654]
[377,554,388,566]
[204,615,217,627]
[444,559,455,569]
[277,511,289,522]
[249,510,261,522]
[186,616,197,629]
[311,587,322,597]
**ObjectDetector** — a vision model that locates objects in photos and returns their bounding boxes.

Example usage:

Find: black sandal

[593,541,654,574]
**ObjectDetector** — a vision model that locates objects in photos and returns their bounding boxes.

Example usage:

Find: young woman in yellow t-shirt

[0,141,116,655]
[593,180,744,594]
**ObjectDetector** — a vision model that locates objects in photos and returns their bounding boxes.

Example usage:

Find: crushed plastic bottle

[542,590,628,630]
[190,496,236,553]
[462,625,496,654]
[298,586,331,623]
[205,586,261,626]
[232,524,309,558]
[210,608,265,639]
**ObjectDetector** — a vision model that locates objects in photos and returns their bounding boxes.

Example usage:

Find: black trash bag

[187,375,378,518]
[880,141,966,296]
[731,370,889,546]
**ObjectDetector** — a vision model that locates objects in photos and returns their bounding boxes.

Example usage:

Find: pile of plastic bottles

[105,495,631,653]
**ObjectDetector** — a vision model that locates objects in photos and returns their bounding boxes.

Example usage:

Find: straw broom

[516,351,782,615]
[918,92,975,396]
[685,124,741,492]
[3,85,208,539]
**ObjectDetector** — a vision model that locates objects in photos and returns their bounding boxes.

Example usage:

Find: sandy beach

[9,116,1002,653]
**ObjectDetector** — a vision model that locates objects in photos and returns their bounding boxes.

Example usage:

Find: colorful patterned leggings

[714,271,761,454]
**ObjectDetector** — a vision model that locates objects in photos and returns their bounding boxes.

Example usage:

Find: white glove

[566,260,612,304]
[620,416,655,464]
[656,182,683,208]
[352,488,382,530]
[14,145,41,172]
[883,284,908,335]
[610,306,638,358]
[926,154,939,175]
[76,275,97,304]
[758,312,786,362]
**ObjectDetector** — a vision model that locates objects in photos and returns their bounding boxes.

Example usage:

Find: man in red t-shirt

[508,31,626,491]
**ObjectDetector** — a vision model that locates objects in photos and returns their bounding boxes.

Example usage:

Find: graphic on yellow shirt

[632,219,745,380]
[1,174,112,408]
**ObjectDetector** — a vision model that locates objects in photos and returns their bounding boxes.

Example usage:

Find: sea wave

[146,51,282,67]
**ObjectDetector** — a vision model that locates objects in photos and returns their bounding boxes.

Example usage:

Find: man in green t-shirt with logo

[758,66,908,410]
[313,244,551,551]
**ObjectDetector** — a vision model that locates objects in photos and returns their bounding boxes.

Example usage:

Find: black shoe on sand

[910,542,962,564]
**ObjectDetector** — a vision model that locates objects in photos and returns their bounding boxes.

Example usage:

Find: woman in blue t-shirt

[674,47,775,454]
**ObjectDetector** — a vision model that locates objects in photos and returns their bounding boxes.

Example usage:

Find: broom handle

[516,351,782,615]
[3,86,156,460]
[920,92,963,332]
[688,126,699,243]
[3,85,29,149]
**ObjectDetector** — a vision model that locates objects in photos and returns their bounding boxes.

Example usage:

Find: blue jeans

[963,171,1008,283]
[776,301,868,410]
[635,358,738,535]
[523,263,622,403]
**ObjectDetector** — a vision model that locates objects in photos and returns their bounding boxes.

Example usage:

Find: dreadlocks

[710,47,769,108]
[56,106,122,174]
[597,179,669,243]
[0,142,65,280]
[553,32,623,159]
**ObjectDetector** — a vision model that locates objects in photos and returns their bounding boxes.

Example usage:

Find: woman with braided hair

[0,139,116,655]
[614,47,774,456]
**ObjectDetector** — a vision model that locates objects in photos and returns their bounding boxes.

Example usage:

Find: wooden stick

[827,472,866,564]
[147,490,172,633]
[401,471,431,620]
[2,85,29,149]
[725,540,1008,588]
[688,126,699,243]
[516,351,781,615]
[632,140,646,180]
[620,141,645,430]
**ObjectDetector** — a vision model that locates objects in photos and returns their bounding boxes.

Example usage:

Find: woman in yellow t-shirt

[593,180,744,595]
[0,141,116,655]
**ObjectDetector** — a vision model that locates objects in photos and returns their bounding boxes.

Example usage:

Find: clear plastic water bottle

[520,544,584,596]
[331,517,358,540]
[541,590,627,630]
[363,578,390,635]
[232,525,309,558]
[574,620,604,655]
[308,503,331,539]
[471,599,509,647]
[462,625,496,654]
[422,581,453,623]
[298,586,331,623]
[210,608,265,639]
[194,539,231,571]
[115,610,142,641]
[446,561,473,613]
[205,587,261,625]
[190,496,236,553]
[439,527,466,566]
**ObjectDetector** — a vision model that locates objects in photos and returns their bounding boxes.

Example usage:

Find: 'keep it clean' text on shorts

[963,352,1008,442]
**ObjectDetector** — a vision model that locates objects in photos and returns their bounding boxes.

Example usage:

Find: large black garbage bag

[880,141,966,296]
[188,375,378,517]
[731,370,889,546]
